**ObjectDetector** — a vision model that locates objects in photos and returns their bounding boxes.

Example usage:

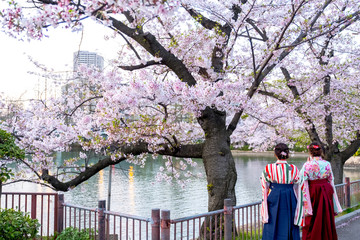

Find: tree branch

[280,67,300,98]
[245,18,268,41]
[118,60,162,71]
[339,131,360,162]
[40,141,204,191]
[280,67,323,145]
[108,16,197,86]
[66,96,103,117]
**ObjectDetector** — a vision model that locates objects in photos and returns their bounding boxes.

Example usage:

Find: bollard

[57,194,64,233]
[224,198,233,240]
[345,177,351,208]
[161,210,171,240]
[98,200,106,240]
[151,209,160,240]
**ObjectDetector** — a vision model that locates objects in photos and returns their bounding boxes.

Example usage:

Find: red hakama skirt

[302,178,338,240]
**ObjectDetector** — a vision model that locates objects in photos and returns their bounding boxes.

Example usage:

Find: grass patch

[235,231,262,240]
[336,204,360,218]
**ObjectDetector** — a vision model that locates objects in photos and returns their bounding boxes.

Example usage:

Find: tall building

[62,51,105,114]
[73,51,104,72]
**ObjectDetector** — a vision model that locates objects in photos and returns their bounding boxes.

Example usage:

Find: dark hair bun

[308,142,322,157]
[274,143,289,160]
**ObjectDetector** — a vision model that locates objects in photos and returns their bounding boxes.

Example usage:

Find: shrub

[54,227,92,240]
[0,208,40,240]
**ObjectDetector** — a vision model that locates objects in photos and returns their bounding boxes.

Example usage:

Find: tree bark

[197,107,237,238]
[199,107,237,211]
[329,154,344,185]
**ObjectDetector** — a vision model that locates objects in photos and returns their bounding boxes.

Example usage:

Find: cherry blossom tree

[237,27,360,184]
[1,0,360,218]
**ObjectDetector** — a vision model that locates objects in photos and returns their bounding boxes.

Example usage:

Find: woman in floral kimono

[260,143,300,240]
[299,142,342,240]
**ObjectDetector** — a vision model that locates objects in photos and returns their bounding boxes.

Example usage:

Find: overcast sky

[1,19,119,100]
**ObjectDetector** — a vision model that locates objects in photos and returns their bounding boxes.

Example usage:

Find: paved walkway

[336,209,360,240]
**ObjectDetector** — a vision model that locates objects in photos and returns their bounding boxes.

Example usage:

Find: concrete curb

[335,208,360,226]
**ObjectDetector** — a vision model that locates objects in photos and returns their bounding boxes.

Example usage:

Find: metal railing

[233,201,262,240]
[0,192,58,239]
[166,200,263,240]
[1,177,360,239]
[59,197,153,240]
[349,179,360,207]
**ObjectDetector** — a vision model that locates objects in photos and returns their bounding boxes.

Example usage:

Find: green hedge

[0,208,40,240]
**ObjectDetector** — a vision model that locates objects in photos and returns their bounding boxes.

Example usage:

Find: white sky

[1,19,119,100]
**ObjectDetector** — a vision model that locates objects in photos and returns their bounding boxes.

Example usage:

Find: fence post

[31,194,37,220]
[57,194,64,234]
[161,210,170,240]
[345,177,351,208]
[224,198,233,240]
[152,209,160,240]
[98,200,106,240]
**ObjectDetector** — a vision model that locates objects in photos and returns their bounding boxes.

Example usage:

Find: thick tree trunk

[329,154,344,185]
[199,107,237,211]
[198,107,237,239]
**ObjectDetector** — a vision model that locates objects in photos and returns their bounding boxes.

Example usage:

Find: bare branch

[118,60,162,71]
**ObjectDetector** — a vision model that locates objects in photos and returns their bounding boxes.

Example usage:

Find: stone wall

[345,156,360,169]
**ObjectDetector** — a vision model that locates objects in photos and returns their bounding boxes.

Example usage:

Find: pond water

[3,152,360,219]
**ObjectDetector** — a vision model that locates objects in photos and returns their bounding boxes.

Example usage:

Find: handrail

[105,209,152,222]
[171,209,224,223]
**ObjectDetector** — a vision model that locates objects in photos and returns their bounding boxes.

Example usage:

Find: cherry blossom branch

[158,103,168,121]
[112,29,142,60]
[308,0,332,31]
[40,141,204,191]
[3,179,56,191]
[244,18,268,41]
[118,60,162,71]
[228,10,307,136]
[225,1,256,69]
[279,11,360,50]
[280,67,323,145]
[246,1,307,103]
[246,26,257,77]
[183,7,223,31]
[108,16,197,86]
[183,5,232,74]
[65,96,103,117]
[257,90,289,104]
[248,113,280,132]
[340,131,360,162]
[280,67,300,98]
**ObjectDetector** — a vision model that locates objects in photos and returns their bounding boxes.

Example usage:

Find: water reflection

[128,165,136,213]
[3,152,360,219]
[98,170,105,200]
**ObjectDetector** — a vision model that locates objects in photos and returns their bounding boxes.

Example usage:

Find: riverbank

[231,150,308,157]
[231,150,360,169]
